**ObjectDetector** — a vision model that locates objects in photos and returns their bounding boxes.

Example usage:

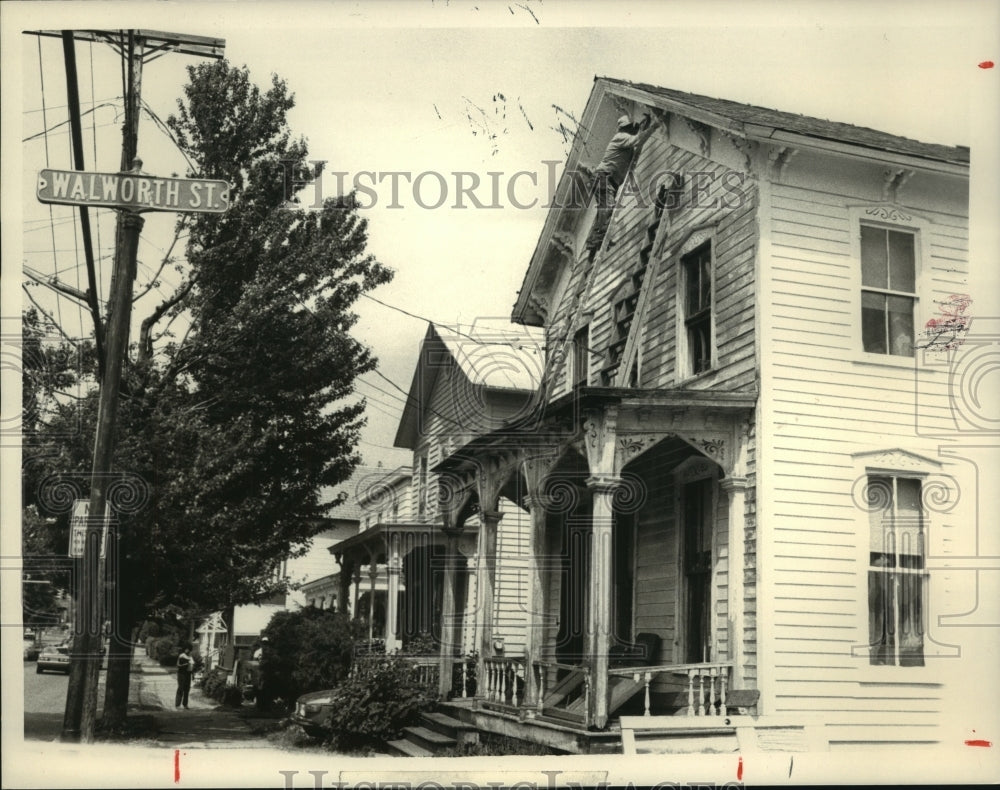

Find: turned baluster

[719,669,727,716]
[697,671,706,716]
[686,668,695,716]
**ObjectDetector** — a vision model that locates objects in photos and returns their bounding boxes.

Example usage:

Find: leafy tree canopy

[23,61,392,624]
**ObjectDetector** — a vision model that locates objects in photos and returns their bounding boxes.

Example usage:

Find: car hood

[296,689,338,705]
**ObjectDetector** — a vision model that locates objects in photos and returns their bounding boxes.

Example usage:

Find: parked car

[291,688,338,738]
[36,643,71,674]
[23,640,41,662]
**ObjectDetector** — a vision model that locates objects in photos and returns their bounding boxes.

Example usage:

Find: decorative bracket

[582,406,619,476]
[682,117,712,159]
[719,129,754,173]
[881,169,915,203]
[768,146,799,181]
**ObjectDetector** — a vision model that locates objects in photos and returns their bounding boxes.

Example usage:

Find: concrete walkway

[129,655,275,748]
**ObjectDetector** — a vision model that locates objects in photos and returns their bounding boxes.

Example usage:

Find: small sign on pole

[37,167,230,214]
[68,500,110,559]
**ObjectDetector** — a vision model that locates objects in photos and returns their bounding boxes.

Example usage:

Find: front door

[682,477,714,663]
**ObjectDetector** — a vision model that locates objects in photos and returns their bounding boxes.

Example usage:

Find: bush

[259,608,362,707]
[148,634,181,666]
[200,666,243,707]
[324,655,434,749]
[201,667,229,702]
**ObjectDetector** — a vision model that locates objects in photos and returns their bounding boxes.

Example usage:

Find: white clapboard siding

[762,161,968,741]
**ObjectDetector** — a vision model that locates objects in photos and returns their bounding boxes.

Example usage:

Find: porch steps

[385,711,476,756]
[384,737,433,758]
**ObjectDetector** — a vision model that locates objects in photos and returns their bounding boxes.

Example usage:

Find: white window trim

[846,204,931,369]
[849,448,941,677]
[674,226,718,383]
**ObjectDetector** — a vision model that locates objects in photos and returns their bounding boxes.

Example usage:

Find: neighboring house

[330,323,539,675]
[428,77,972,754]
[196,470,366,668]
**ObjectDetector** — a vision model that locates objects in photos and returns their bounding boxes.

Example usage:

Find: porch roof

[434,386,757,473]
[328,521,447,558]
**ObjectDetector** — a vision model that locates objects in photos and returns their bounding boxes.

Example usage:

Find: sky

[5,0,999,472]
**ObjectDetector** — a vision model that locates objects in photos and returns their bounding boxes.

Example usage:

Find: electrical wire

[37,36,63,332]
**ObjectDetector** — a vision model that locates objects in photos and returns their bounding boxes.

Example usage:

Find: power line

[37,36,63,333]
[359,291,541,352]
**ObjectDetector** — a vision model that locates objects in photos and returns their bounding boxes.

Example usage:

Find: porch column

[720,476,748,689]
[367,559,378,644]
[336,555,353,615]
[351,568,362,619]
[385,535,401,653]
[474,510,503,704]
[521,493,549,710]
[586,475,619,729]
[437,530,461,698]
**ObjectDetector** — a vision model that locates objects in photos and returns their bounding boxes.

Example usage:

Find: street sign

[68,500,110,559]
[37,168,230,214]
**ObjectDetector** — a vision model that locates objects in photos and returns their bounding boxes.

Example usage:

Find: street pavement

[23,653,275,749]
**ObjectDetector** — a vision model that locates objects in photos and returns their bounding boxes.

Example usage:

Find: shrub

[148,634,181,666]
[324,654,434,749]
[259,608,362,706]
[201,667,229,703]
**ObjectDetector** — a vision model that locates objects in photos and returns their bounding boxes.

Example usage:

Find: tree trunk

[101,624,136,729]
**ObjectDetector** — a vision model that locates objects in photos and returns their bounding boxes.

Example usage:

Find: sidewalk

[129,654,274,748]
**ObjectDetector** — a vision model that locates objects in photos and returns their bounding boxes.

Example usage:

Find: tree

[22,61,392,728]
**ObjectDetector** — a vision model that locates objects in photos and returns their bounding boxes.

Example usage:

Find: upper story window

[681,242,713,376]
[867,474,925,666]
[860,224,916,357]
[417,455,428,519]
[572,325,589,387]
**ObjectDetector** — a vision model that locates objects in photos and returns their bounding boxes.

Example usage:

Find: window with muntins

[418,455,428,519]
[682,243,712,375]
[860,225,916,356]
[573,325,589,387]
[867,475,926,666]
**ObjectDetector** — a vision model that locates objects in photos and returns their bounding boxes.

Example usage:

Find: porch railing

[532,660,591,718]
[481,656,526,707]
[452,655,475,699]
[608,661,733,717]
[350,653,440,691]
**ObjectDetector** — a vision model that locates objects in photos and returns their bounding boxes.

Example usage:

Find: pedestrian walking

[175,642,193,709]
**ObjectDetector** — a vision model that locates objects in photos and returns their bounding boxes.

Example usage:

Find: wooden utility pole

[28,28,226,744]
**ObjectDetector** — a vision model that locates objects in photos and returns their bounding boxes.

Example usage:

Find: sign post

[45,158,230,743]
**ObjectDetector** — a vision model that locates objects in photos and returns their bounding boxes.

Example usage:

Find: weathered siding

[544,125,758,400]
[760,150,969,744]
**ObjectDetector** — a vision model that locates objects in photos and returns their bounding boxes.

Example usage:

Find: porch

[432,388,761,751]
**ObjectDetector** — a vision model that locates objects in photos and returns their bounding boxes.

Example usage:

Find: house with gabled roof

[329,322,542,669]
[425,76,974,755]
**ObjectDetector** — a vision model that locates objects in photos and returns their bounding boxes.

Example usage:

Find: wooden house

[431,77,972,754]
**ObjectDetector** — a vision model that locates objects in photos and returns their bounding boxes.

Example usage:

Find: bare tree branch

[138,278,196,363]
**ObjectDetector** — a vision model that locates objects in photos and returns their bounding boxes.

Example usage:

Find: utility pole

[29,28,225,744]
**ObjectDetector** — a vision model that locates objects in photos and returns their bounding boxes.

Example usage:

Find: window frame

[865,473,928,667]
[572,324,590,387]
[673,228,717,382]
[847,205,930,368]
[850,448,943,674]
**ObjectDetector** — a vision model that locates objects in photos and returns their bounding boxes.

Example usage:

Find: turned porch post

[336,554,353,615]
[586,474,618,729]
[385,534,401,653]
[474,509,502,703]
[521,491,549,710]
[438,530,461,698]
